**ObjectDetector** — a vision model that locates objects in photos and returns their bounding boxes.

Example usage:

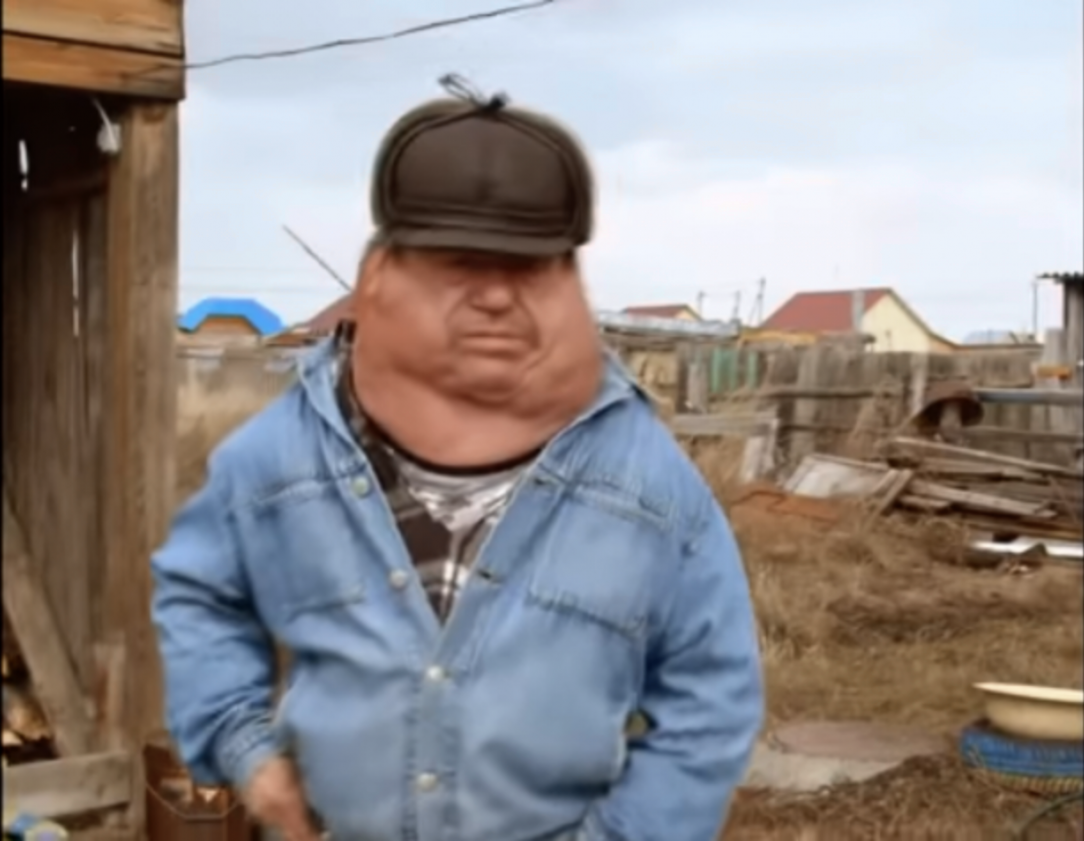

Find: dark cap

[370,94,594,257]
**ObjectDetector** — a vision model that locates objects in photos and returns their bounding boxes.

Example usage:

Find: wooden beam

[887,436,1084,480]
[2,492,94,757]
[3,0,184,57]
[670,412,778,437]
[102,101,179,830]
[2,33,184,100]
[3,752,132,819]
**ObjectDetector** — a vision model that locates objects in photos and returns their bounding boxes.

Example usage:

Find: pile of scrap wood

[780,436,1083,547]
[1,610,54,768]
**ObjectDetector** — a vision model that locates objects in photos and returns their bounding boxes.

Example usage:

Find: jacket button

[352,476,371,497]
[388,569,410,590]
[425,665,447,683]
[415,772,439,792]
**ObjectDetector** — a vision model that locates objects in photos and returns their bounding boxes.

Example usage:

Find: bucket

[144,742,258,841]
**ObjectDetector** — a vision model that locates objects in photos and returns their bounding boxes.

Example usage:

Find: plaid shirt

[333,327,527,623]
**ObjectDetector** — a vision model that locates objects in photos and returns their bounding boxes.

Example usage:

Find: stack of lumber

[781,437,1083,544]
[881,437,1083,542]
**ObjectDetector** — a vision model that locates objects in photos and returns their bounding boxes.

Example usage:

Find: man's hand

[243,757,320,841]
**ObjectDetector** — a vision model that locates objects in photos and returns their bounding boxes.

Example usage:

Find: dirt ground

[689,444,1084,840]
[178,405,1084,840]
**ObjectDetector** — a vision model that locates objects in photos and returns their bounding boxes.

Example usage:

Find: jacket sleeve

[151,451,279,788]
[581,497,764,841]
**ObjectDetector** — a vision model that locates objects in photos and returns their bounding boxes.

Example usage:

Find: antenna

[696,290,707,317]
[730,290,742,324]
[281,225,351,293]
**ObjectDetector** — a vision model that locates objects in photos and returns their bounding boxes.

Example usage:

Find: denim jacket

[152,342,763,841]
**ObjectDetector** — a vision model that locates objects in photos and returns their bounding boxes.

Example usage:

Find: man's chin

[449,362,530,403]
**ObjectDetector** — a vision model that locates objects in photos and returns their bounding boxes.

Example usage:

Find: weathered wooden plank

[907,479,1055,519]
[963,426,1084,446]
[1,492,94,757]
[3,0,184,57]
[670,411,778,438]
[2,752,132,819]
[70,829,139,841]
[887,437,1083,480]
[2,33,184,99]
[102,103,179,789]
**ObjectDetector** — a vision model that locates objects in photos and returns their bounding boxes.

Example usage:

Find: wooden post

[102,100,179,831]
[1065,283,1084,388]
[674,343,690,412]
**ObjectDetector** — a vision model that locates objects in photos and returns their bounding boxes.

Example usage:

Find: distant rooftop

[622,303,700,320]
[1039,271,1084,284]
[177,297,285,335]
[762,288,890,332]
[962,329,1034,346]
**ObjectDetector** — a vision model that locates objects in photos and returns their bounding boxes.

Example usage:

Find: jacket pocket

[526,484,670,641]
[237,478,369,624]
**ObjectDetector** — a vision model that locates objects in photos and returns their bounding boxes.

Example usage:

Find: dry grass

[691,443,1084,839]
[176,394,1084,839]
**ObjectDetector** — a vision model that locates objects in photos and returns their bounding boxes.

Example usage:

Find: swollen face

[356,247,599,404]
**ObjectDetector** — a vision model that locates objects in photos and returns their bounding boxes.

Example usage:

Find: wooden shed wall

[3,81,180,765]
[3,86,110,701]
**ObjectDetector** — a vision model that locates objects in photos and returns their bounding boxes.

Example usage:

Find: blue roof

[178,297,285,335]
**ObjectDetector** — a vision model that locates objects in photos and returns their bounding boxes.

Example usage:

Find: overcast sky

[180,0,1083,339]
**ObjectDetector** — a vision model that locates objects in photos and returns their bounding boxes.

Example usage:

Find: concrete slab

[742,742,899,792]
[771,721,950,763]
[741,721,951,793]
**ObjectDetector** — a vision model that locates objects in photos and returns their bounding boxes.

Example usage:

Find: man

[152,84,763,841]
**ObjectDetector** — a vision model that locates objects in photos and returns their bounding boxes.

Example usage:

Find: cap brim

[385,226,574,257]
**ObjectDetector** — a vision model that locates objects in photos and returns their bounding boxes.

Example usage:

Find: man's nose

[469,275,517,311]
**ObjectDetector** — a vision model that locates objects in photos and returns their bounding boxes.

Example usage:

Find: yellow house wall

[860,296,936,353]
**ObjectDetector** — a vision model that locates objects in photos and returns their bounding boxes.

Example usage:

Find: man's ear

[357,241,387,299]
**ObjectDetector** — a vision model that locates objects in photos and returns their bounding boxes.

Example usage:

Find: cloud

[178,0,1083,339]
[585,141,1081,336]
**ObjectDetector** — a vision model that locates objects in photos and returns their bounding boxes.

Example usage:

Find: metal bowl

[974,683,1084,742]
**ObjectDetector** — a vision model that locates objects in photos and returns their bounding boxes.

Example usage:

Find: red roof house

[760,287,956,353]
[761,288,890,332]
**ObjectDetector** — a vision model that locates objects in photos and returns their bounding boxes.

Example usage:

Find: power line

[184,267,321,275]
[185,0,557,71]
[181,283,333,295]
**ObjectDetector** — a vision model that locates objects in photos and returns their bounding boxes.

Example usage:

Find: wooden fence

[677,344,1082,467]
[177,342,1082,468]
[176,347,298,424]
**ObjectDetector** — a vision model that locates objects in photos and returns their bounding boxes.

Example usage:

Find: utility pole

[747,277,766,325]
[696,290,707,317]
[730,290,742,324]
[1031,275,1041,341]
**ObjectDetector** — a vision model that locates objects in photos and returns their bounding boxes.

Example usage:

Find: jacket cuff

[216,718,281,790]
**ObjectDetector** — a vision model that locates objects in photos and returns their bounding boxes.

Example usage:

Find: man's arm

[582,497,764,841]
[151,452,279,788]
